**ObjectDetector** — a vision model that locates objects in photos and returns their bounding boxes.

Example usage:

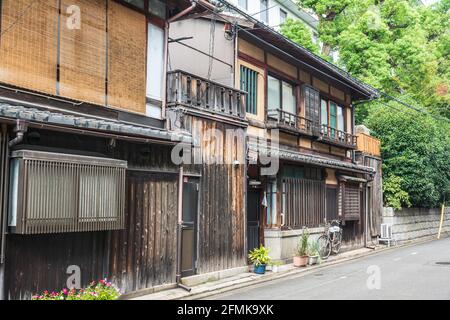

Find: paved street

[208,238,450,300]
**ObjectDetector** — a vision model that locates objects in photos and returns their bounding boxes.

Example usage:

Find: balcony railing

[166,70,246,120]
[356,133,381,156]
[266,108,314,135]
[320,125,357,148]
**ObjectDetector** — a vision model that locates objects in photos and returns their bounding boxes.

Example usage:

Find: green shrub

[383,174,411,210]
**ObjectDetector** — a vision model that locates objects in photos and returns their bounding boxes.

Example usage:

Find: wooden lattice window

[240,65,258,114]
[344,183,361,221]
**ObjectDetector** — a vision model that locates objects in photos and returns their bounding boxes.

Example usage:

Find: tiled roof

[248,140,375,174]
[0,103,192,144]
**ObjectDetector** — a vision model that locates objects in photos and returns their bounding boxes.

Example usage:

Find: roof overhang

[0,102,192,145]
[248,140,375,175]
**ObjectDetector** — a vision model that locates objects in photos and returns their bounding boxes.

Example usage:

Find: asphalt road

[208,238,450,300]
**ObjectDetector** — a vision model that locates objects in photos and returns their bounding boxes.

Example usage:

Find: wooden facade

[0,129,182,299]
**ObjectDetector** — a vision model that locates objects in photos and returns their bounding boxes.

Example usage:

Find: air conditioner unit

[380,223,392,240]
[8,150,127,234]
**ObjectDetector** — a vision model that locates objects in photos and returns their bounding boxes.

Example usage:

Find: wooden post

[437,203,445,239]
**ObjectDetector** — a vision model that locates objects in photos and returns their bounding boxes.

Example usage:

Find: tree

[365,103,450,208]
[280,18,320,55]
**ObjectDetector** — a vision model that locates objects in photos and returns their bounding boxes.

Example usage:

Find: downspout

[176,167,191,292]
[8,119,27,147]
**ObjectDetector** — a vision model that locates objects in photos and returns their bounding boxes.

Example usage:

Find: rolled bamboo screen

[107,0,146,114]
[59,0,107,105]
[356,133,381,157]
[0,0,58,95]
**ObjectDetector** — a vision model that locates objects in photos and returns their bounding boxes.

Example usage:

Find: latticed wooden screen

[282,178,326,228]
[240,65,258,115]
[344,184,361,220]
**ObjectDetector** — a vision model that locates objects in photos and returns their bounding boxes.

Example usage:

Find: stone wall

[382,207,450,243]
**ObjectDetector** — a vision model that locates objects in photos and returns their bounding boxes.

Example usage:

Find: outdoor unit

[8,150,127,234]
[380,223,392,240]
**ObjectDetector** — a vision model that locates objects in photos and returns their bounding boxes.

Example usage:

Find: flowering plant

[32,279,120,300]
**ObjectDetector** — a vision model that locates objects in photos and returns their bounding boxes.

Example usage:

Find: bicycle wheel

[332,231,342,254]
[317,235,331,259]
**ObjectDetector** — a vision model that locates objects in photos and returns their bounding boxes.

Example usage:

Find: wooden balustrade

[320,125,357,148]
[166,70,246,120]
[267,108,314,135]
[356,133,381,156]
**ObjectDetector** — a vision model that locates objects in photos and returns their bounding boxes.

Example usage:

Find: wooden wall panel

[4,232,109,300]
[0,0,58,95]
[59,0,106,105]
[185,116,246,274]
[109,172,178,292]
[107,1,146,114]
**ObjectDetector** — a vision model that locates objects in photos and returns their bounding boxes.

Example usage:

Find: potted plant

[248,245,271,274]
[268,261,282,273]
[293,228,309,267]
[308,240,320,265]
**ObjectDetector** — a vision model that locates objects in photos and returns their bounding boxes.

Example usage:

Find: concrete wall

[382,207,450,243]
[168,18,235,86]
[264,227,324,263]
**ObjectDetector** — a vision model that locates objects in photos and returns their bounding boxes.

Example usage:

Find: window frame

[267,73,297,118]
[260,0,269,23]
[279,9,287,24]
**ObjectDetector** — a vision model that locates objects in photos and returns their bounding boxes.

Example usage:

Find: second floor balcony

[166,70,246,121]
[265,109,357,149]
[266,108,314,136]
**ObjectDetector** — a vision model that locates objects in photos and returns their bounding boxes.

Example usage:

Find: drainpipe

[8,119,27,147]
[176,167,191,292]
[167,1,197,24]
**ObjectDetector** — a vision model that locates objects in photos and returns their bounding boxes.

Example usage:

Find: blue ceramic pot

[253,264,266,274]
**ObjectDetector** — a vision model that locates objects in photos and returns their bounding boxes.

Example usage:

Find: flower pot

[253,264,266,274]
[293,255,308,267]
[308,255,319,265]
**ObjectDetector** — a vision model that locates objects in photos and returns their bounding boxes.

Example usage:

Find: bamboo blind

[107,0,146,114]
[59,0,106,105]
[0,0,58,95]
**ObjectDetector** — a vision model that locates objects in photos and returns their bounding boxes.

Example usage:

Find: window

[239,0,248,10]
[268,75,296,119]
[8,150,126,234]
[260,0,268,23]
[240,66,258,114]
[329,101,337,134]
[320,99,328,126]
[303,85,320,125]
[337,105,344,131]
[320,99,345,138]
[280,9,287,24]
[146,23,165,118]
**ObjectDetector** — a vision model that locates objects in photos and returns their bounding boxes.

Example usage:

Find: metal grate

[9,150,127,234]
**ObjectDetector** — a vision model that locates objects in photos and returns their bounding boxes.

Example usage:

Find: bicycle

[317,219,343,259]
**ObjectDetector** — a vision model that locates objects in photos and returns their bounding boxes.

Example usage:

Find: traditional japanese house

[169,1,380,263]
[0,0,242,300]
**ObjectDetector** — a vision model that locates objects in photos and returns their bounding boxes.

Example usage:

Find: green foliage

[292,0,450,208]
[248,245,271,266]
[295,0,449,119]
[280,18,320,54]
[382,174,411,210]
[32,279,121,300]
[296,228,310,256]
[307,239,320,257]
[366,103,450,208]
